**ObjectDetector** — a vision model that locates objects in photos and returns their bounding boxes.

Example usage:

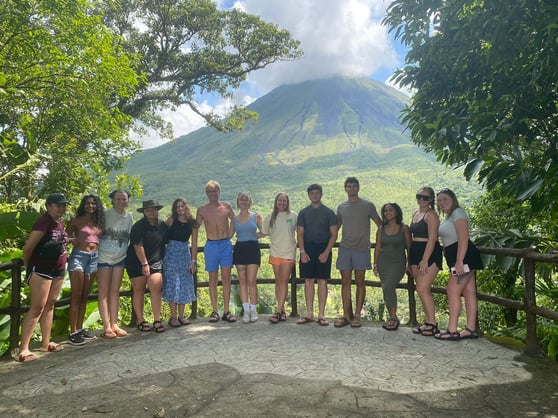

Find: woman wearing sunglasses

[409,187,443,336]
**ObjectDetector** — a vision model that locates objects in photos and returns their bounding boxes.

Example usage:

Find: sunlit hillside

[123,76,481,221]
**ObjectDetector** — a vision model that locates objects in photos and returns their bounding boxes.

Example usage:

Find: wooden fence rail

[1,244,557,357]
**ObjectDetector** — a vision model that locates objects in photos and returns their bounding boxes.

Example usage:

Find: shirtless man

[192,180,237,323]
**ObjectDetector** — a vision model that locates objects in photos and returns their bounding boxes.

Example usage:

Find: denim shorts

[97,258,126,269]
[67,249,99,274]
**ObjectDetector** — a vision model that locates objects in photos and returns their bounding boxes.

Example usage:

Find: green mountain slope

[123,76,480,218]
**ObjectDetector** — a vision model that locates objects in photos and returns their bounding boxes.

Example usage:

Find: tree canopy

[102,0,303,136]
[0,0,302,206]
[0,0,141,203]
[383,0,558,215]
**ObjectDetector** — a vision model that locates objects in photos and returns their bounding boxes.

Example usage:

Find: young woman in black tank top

[409,187,442,336]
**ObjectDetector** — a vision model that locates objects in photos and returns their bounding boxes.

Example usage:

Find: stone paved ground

[1,318,557,417]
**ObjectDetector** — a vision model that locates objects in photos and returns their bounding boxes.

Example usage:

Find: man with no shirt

[192,180,237,322]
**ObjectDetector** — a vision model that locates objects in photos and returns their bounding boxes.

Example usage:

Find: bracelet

[142,263,148,266]
[300,250,306,254]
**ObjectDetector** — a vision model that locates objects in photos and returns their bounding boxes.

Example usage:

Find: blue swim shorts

[204,239,233,272]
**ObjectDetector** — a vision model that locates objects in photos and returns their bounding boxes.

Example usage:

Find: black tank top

[410,217,428,239]
[168,219,193,242]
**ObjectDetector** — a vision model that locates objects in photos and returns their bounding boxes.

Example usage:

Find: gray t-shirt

[337,198,380,251]
[438,207,468,247]
[297,204,337,243]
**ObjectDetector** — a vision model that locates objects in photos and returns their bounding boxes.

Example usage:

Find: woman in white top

[96,190,133,338]
[436,188,483,340]
[262,192,297,324]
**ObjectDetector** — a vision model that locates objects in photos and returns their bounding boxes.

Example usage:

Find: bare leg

[317,279,328,319]
[108,267,125,332]
[39,278,65,349]
[147,272,163,322]
[76,273,94,330]
[273,263,292,313]
[354,270,366,320]
[411,264,439,325]
[221,266,232,312]
[19,274,61,353]
[208,271,219,312]
[246,264,259,305]
[304,279,316,319]
[340,269,352,320]
[462,272,478,330]
[96,268,112,333]
[131,276,147,324]
[69,270,85,333]
[236,265,248,304]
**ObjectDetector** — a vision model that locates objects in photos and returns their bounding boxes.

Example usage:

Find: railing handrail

[2,244,557,357]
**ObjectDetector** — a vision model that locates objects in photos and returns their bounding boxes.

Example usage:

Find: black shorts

[299,242,332,280]
[409,241,443,269]
[233,241,261,266]
[26,266,65,284]
[443,241,483,270]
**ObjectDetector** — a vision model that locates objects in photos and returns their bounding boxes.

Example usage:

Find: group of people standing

[16,177,483,362]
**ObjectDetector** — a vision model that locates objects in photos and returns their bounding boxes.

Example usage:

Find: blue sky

[142,0,407,148]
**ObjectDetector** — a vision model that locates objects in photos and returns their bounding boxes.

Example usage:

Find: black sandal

[413,322,438,336]
[222,311,237,323]
[382,318,400,331]
[153,320,165,333]
[279,311,287,321]
[208,311,220,323]
[269,312,280,324]
[137,321,151,332]
[435,330,460,341]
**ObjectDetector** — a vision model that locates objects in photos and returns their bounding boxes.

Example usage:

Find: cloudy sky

[141,0,405,148]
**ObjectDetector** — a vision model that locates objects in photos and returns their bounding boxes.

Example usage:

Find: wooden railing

[2,244,557,356]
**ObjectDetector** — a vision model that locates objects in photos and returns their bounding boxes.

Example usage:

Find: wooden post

[523,252,541,355]
[289,264,298,317]
[406,272,418,326]
[9,259,24,354]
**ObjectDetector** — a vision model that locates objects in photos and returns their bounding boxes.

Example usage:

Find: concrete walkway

[1,317,557,417]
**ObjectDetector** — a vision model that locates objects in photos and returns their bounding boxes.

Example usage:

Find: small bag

[36,240,65,259]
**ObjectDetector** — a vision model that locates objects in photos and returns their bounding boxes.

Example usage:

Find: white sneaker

[250,309,258,322]
[243,309,250,324]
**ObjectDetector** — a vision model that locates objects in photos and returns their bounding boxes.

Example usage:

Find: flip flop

[39,342,64,352]
[18,351,37,363]
[100,332,117,339]
[334,318,350,328]
[296,317,314,324]
[113,328,128,337]
[317,318,329,326]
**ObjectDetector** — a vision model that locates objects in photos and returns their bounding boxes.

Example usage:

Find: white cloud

[140,0,403,148]
[238,0,399,94]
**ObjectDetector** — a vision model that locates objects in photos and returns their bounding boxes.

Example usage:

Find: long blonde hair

[269,192,290,228]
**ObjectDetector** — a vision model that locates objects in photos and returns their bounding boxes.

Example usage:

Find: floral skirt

[163,240,196,304]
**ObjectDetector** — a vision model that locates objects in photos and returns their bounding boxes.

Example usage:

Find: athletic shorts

[409,241,443,269]
[97,258,126,269]
[268,255,295,266]
[26,266,65,284]
[127,262,162,279]
[335,247,371,271]
[204,239,233,272]
[67,249,99,274]
[299,242,332,280]
[233,241,261,266]
[443,241,483,270]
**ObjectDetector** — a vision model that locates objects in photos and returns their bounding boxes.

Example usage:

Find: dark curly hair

[76,194,105,229]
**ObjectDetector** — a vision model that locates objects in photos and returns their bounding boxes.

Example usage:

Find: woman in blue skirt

[163,198,199,327]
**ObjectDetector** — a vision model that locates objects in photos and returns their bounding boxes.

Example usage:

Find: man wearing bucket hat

[126,200,168,333]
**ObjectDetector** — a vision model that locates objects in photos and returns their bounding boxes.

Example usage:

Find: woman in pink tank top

[66,195,104,345]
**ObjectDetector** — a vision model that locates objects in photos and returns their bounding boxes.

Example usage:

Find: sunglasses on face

[415,194,431,201]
